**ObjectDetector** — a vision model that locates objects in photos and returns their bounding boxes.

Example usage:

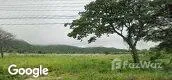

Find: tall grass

[0,54,171,80]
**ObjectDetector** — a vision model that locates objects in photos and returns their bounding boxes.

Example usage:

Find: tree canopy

[146,24,172,52]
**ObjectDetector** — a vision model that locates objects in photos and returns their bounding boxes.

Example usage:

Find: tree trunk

[0,46,3,58]
[1,52,3,58]
[130,46,140,63]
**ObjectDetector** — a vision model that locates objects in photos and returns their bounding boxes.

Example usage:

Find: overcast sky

[0,0,158,49]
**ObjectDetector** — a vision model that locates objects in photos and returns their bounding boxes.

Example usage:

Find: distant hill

[5,39,128,54]
[29,45,128,54]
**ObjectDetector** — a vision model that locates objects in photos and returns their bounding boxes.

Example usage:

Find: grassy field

[0,54,172,80]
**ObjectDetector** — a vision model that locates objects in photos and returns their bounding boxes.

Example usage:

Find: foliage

[65,0,168,63]
[146,23,172,53]
[0,28,14,58]
[3,39,127,54]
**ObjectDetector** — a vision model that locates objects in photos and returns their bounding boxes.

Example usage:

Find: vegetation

[146,23,172,53]
[0,54,171,80]
[2,39,127,54]
[0,28,14,58]
[65,0,168,63]
[0,0,172,80]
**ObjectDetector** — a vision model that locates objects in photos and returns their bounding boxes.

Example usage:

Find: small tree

[0,28,14,58]
[65,0,167,63]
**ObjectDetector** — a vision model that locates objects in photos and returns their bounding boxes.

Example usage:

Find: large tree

[65,0,167,63]
[0,28,14,58]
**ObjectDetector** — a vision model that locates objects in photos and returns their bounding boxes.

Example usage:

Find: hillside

[5,40,128,54]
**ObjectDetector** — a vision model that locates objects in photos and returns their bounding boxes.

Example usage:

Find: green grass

[0,54,171,80]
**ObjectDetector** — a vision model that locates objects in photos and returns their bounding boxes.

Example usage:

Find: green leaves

[65,0,168,46]
[146,26,172,52]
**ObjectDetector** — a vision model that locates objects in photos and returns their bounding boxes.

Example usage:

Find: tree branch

[133,21,144,46]
[109,22,127,40]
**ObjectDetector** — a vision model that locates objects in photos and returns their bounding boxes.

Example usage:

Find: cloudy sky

[0,0,158,49]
